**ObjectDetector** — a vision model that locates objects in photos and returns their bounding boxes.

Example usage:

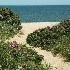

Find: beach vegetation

[26,19,70,60]
[0,8,52,70]
[0,41,51,70]
[0,8,22,41]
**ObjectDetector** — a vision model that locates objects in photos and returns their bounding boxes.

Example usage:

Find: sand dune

[7,22,70,70]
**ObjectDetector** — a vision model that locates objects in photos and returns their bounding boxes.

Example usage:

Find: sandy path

[8,22,70,70]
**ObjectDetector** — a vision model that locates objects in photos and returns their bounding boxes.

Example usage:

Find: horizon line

[0,4,70,6]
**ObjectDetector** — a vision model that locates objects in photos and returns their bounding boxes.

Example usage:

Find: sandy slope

[7,22,70,70]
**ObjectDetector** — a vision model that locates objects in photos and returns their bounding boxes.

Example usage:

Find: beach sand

[7,22,70,70]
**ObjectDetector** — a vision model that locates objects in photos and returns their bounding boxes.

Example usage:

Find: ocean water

[0,5,70,22]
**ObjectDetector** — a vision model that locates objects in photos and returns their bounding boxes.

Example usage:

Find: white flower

[0,65,2,68]
[2,27,3,28]
[0,14,3,18]
[17,65,22,70]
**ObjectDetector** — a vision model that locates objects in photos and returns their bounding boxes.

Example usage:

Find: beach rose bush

[26,19,70,60]
[52,34,70,60]
[0,8,22,41]
[0,8,21,27]
[27,19,70,49]
[0,41,51,70]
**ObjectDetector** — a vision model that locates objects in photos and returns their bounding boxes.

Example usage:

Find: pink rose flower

[22,68,26,70]
[18,47,21,51]
[11,43,16,47]
[27,54,31,57]
[11,43,19,48]
[68,18,70,21]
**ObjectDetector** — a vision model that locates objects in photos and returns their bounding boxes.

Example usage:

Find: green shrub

[27,19,70,49]
[26,19,70,60]
[52,34,70,60]
[0,41,51,70]
[0,8,22,41]
[0,8,21,26]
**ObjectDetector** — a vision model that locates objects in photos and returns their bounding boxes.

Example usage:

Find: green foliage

[52,34,70,60]
[0,8,21,26]
[26,19,70,60]
[0,8,51,70]
[27,19,70,49]
[0,8,22,41]
[0,41,51,70]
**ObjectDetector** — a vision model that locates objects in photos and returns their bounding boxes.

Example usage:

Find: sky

[0,0,70,5]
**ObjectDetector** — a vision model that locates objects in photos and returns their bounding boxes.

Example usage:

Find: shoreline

[21,22,60,23]
[21,22,60,35]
